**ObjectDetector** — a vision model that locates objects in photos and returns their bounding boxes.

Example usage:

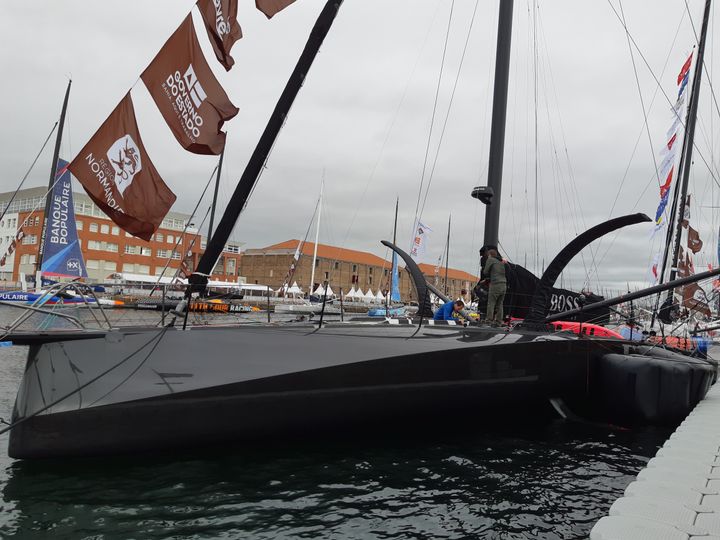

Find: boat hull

[7,324,716,458]
[9,324,590,458]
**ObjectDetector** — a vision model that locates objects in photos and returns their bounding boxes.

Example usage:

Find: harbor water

[0,306,673,539]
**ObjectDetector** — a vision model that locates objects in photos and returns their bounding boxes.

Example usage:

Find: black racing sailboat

[4,0,717,459]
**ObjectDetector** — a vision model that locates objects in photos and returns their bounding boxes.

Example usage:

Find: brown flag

[256,0,298,18]
[688,226,703,254]
[197,0,242,71]
[141,15,239,155]
[68,94,177,241]
[682,282,712,317]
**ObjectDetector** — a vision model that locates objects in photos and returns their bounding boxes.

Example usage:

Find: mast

[207,147,225,239]
[481,0,514,248]
[36,79,71,275]
[444,214,451,296]
[190,0,343,295]
[664,0,711,301]
[309,178,323,294]
[387,197,399,310]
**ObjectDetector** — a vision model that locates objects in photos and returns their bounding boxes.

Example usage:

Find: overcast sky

[2,0,720,294]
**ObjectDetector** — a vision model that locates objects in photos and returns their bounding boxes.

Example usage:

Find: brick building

[0,187,242,284]
[241,239,478,302]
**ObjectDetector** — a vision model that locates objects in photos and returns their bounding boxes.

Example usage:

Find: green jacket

[483,256,507,286]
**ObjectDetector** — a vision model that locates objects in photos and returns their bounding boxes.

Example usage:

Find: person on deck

[434,299,465,321]
[483,248,507,325]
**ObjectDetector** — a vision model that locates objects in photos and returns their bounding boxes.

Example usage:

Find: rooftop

[247,239,478,281]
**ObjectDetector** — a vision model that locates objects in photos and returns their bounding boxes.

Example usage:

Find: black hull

[6,324,716,459]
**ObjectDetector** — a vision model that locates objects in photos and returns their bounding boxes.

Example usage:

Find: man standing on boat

[483,248,507,325]
[434,299,465,321]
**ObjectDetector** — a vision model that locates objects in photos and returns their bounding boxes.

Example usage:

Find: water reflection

[1,422,667,539]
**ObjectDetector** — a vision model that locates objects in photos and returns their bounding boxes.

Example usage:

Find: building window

[124,245,135,255]
[111,226,119,235]
[156,233,164,243]
[156,249,169,258]
[324,272,329,280]
[100,224,109,234]
[315,259,319,267]
[89,223,98,233]
[334,261,339,270]
[369,267,373,275]
[384,268,388,276]
[136,264,150,274]
[171,251,181,260]
[167,235,174,244]
[141,247,151,256]
[105,242,118,253]
[21,234,37,245]
[34,216,40,226]
[352,264,357,273]
[20,254,28,264]
[76,220,83,231]
[104,261,117,271]
[88,240,100,250]
[87,260,100,270]
[122,263,134,272]
[368,276,373,284]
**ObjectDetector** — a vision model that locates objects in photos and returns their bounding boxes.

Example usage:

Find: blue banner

[41,159,88,278]
[391,252,401,302]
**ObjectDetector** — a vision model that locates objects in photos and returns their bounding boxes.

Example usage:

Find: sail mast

[481,0,514,248]
[444,214,451,296]
[387,197,399,310]
[191,0,343,294]
[207,147,225,239]
[664,0,711,298]
[309,177,323,294]
[36,79,71,275]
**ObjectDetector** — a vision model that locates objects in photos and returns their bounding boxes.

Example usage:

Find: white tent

[345,287,357,300]
[314,284,335,297]
[363,288,375,302]
[277,281,304,296]
[375,290,385,302]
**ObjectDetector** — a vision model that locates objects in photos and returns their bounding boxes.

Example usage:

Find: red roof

[254,239,478,281]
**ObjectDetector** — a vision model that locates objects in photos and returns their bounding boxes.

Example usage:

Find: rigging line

[619,0,662,204]
[0,122,58,226]
[587,5,686,282]
[533,0,539,276]
[0,326,169,438]
[685,0,720,134]
[153,165,218,288]
[419,0,480,218]
[337,0,443,253]
[412,0,455,230]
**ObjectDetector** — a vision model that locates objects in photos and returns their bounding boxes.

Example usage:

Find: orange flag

[256,0,297,18]
[141,15,239,155]
[68,94,177,241]
[197,0,243,71]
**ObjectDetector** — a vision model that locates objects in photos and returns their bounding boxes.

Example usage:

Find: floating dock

[591,381,720,539]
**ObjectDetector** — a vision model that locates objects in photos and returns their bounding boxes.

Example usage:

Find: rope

[0,122,58,225]
[0,325,169,437]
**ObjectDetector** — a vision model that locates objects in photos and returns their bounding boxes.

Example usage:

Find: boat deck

[590,381,720,539]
